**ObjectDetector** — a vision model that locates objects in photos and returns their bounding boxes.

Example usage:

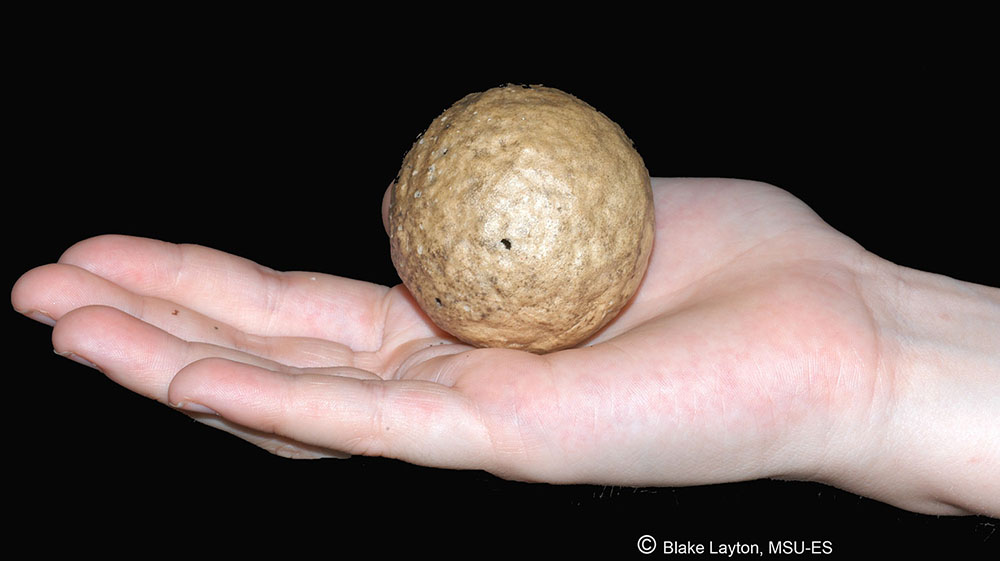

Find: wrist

[826,257,1000,515]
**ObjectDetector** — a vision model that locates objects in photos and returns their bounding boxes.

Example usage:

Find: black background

[7,9,997,557]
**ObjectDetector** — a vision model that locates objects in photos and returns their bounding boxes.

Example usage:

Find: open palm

[12,178,889,489]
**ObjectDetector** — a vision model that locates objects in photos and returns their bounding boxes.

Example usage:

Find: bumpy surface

[389,84,654,354]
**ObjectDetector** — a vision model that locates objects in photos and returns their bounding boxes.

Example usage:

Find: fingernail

[320,449,352,460]
[54,349,101,371]
[171,401,219,416]
[20,309,56,327]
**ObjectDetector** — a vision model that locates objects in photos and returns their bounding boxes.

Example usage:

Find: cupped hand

[11,178,893,500]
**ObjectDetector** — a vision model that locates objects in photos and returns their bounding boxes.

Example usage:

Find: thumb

[168,356,495,469]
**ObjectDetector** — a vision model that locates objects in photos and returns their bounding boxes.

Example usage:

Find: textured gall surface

[389,85,654,353]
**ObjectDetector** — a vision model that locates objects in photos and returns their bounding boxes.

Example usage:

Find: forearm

[858,259,1000,515]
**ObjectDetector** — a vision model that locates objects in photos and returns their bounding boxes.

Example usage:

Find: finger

[382,180,392,236]
[52,305,366,459]
[193,414,351,459]
[14,262,236,344]
[14,263,365,370]
[57,234,393,351]
[51,305,382,403]
[169,357,495,470]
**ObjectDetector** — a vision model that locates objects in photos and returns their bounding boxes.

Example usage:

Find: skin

[11,177,999,516]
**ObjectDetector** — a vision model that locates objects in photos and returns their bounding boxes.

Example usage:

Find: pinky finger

[167,357,494,470]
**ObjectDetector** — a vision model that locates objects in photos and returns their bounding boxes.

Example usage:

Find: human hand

[11,177,998,516]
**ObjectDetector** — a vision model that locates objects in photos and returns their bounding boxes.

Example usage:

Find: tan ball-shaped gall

[389,84,654,354]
